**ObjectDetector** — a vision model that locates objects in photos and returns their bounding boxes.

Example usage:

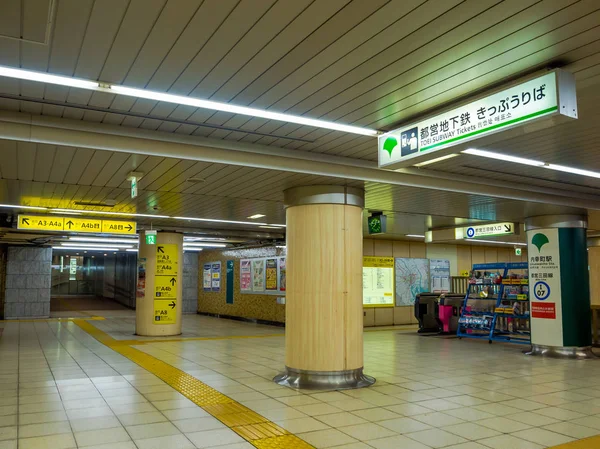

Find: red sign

[532,302,556,319]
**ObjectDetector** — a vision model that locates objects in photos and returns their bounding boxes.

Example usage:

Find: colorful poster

[252,259,265,292]
[203,263,212,292]
[240,260,252,291]
[211,261,221,292]
[136,258,146,298]
[265,258,277,290]
[279,257,286,292]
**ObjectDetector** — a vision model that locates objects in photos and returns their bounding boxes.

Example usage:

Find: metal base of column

[273,367,376,391]
[524,344,596,359]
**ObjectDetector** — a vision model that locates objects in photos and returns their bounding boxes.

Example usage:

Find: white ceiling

[0,0,599,240]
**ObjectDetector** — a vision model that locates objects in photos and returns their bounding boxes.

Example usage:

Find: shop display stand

[457,262,531,345]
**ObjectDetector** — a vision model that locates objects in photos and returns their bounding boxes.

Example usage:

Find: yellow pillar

[274,186,375,390]
[136,231,183,336]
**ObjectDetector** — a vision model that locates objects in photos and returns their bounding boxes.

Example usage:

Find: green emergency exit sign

[146,234,156,245]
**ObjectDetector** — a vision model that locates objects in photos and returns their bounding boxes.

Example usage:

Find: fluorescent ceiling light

[247,214,266,219]
[259,225,283,229]
[545,164,600,179]
[0,66,98,89]
[266,224,286,227]
[110,85,377,136]
[467,239,527,246]
[174,216,267,226]
[53,246,126,252]
[69,237,139,244]
[406,234,425,238]
[413,154,459,167]
[0,204,47,210]
[463,148,544,167]
[183,243,226,248]
[126,249,138,252]
[50,208,169,219]
[184,237,226,241]
[183,247,203,251]
[51,210,81,215]
[465,148,600,180]
[60,242,133,249]
[0,65,377,136]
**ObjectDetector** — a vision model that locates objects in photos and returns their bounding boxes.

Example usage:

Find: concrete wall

[183,252,199,314]
[5,247,51,319]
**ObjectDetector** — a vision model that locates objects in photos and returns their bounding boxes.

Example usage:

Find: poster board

[430,259,451,292]
[395,257,430,306]
[240,256,286,295]
[363,257,394,307]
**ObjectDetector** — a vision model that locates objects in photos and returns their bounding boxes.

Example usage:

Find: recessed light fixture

[467,239,527,246]
[545,164,600,179]
[406,234,425,238]
[463,148,544,167]
[0,65,378,136]
[60,242,133,249]
[413,154,459,167]
[69,237,139,244]
[464,148,600,179]
[247,214,266,219]
[183,243,227,248]
[174,216,267,226]
[53,246,124,252]
[0,204,47,210]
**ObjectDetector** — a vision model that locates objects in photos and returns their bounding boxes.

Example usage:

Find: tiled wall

[183,252,198,313]
[198,247,286,324]
[4,247,52,319]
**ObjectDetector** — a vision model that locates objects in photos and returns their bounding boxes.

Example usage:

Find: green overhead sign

[378,69,577,169]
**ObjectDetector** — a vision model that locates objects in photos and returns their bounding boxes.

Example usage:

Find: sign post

[525,216,591,357]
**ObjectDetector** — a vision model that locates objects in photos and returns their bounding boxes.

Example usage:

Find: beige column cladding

[274,186,375,390]
[136,231,183,337]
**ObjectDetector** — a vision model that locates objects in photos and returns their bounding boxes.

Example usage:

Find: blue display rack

[457,262,531,345]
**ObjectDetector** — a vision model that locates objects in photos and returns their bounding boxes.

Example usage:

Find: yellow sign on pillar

[156,244,178,275]
[153,299,176,324]
[18,215,64,231]
[154,275,177,299]
[154,243,179,325]
[64,217,102,232]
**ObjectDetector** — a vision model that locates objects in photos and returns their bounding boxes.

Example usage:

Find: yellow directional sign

[17,215,137,235]
[64,217,102,232]
[156,244,178,275]
[154,275,177,299]
[18,215,64,231]
[102,220,136,234]
[153,299,176,325]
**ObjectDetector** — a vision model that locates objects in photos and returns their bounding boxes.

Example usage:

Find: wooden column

[136,231,183,336]
[274,186,374,390]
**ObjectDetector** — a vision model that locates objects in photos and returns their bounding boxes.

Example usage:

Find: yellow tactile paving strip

[550,436,600,448]
[74,319,315,449]
[0,316,105,323]
[116,333,284,345]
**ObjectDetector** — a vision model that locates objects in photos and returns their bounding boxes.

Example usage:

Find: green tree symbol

[532,233,550,252]
[382,137,398,157]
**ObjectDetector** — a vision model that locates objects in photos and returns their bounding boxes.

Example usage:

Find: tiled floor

[2,312,600,449]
